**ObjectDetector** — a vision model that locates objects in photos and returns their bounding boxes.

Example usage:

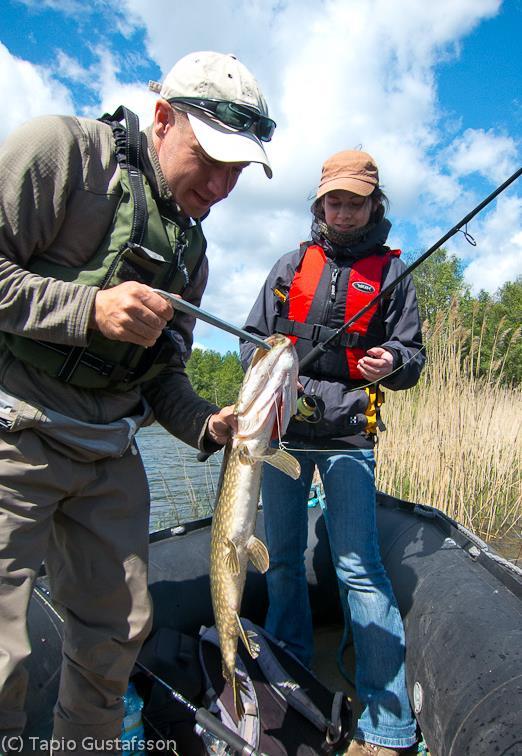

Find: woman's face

[323,190,373,232]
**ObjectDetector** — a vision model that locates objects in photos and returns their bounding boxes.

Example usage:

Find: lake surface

[138,423,520,566]
[136,423,223,531]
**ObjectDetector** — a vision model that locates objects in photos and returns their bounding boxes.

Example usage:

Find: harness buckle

[311,323,324,344]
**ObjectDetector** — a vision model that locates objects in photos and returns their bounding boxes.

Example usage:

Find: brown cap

[316,150,379,199]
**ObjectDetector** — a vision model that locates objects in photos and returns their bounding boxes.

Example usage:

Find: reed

[375,303,521,540]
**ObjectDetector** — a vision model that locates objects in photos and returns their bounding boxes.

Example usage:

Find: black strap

[120,105,148,245]
[37,340,138,383]
[99,106,148,245]
[275,316,365,349]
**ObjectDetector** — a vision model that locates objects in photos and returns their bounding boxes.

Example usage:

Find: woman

[239,150,425,755]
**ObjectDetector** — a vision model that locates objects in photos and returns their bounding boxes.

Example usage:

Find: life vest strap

[103,105,148,245]
[275,316,366,349]
[35,340,139,384]
[364,385,386,435]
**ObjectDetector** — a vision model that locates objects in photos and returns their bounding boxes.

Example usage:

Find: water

[138,424,521,566]
[136,423,223,532]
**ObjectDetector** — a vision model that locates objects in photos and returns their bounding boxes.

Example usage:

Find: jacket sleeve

[142,253,223,451]
[0,116,99,345]
[379,258,426,390]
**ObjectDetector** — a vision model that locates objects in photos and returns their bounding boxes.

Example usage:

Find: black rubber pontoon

[25,493,522,755]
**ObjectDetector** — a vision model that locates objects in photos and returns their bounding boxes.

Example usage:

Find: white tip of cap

[188,113,272,178]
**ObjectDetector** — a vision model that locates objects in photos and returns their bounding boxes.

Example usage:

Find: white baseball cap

[149,51,274,178]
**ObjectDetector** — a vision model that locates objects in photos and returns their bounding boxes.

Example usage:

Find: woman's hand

[206,405,238,445]
[357,347,394,381]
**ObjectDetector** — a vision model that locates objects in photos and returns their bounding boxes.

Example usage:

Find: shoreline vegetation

[376,304,521,544]
[147,268,521,562]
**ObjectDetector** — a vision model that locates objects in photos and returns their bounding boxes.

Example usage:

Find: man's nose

[207,167,234,200]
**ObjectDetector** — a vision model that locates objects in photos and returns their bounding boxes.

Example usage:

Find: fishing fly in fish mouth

[209,333,301,719]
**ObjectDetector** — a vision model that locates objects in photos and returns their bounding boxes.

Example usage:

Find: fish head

[236,334,299,443]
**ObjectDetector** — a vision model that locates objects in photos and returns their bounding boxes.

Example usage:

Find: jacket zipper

[320,262,339,325]
[330,266,340,301]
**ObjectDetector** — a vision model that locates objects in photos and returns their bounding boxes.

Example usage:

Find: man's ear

[153,99,175,139]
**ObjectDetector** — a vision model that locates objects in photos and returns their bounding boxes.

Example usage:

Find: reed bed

[375,305,521,540]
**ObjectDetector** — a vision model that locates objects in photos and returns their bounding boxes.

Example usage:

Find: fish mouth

[236,334,298,437]
[249,333,288,370]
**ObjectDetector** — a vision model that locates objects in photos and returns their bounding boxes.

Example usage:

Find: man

[0,51,275,752]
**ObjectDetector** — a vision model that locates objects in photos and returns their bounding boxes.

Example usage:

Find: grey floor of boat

[312,624,362,722]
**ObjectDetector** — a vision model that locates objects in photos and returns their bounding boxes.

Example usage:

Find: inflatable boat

[25,492,522,755]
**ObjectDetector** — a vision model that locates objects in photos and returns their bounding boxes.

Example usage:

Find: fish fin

[261,448,301,479]
[238,444,256,466]
[236,613,260,659]
[224,538,240,576]
[246,535,270,573]
[246,630,261,658]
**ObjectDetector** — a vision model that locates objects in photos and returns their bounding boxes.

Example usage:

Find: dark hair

[311,186,390,223]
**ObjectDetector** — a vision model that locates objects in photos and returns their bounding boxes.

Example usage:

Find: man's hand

[90,282,175,347]
[357,347,394,381]
[206,405,238,446]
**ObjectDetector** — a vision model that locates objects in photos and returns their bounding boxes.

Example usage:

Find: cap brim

[316,177,375,199]
[187,113,272,179]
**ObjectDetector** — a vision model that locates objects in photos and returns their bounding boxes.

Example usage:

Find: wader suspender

[56,107,147,383]
[200,621,346,749]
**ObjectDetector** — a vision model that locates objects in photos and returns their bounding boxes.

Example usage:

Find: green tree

[186,348,244,405]
[406,247,468,324]
[215,352,245,405]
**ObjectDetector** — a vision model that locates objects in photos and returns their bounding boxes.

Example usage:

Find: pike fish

[209,333,301,720]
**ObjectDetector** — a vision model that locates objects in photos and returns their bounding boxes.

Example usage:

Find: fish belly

[210,450,262,680]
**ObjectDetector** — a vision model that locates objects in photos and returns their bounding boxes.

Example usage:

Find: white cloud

[50,46,158,124]
[444,128,519,183]
[1,0,519,347]
[77,47,158,124]
[0,42,74,141]
[448,195,522,292]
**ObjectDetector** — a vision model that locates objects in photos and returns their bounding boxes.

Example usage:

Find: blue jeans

[262,445,417,749]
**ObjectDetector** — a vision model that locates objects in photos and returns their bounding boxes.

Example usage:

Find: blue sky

[1,0,520,353]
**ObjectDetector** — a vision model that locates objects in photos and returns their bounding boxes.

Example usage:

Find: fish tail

[222,660,247,720]
[232,672,246,720]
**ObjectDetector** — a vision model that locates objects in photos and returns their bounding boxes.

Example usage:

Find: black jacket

[240,219,425,448]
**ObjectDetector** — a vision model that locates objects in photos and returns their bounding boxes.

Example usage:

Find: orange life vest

[276,244,401,381]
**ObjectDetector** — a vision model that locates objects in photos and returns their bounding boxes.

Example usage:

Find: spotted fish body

[209,334,300,719]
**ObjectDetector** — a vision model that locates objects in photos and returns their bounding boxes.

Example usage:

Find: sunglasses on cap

[168,97,276,142]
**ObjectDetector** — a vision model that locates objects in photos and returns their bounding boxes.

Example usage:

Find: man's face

[154,104,249,218]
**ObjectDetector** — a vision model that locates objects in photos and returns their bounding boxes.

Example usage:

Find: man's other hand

[206,405,238,446]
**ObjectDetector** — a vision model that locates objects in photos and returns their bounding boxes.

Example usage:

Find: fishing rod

[196,167,521,463]
[134,660,260,756]
[298,166,522,372]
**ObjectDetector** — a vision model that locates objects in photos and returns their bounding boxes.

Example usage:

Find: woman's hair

[311,186,389,224]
